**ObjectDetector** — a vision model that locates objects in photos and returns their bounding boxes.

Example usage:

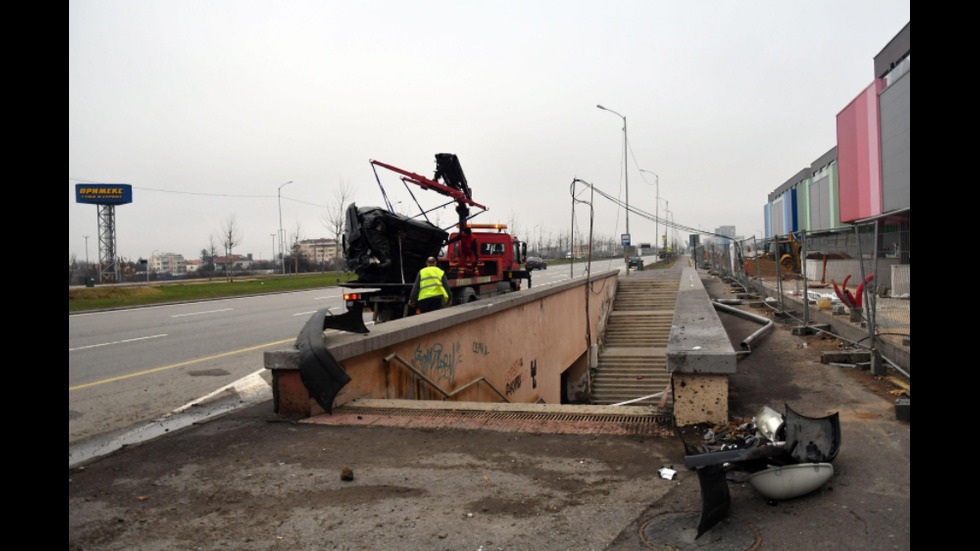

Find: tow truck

[325,154,530,333]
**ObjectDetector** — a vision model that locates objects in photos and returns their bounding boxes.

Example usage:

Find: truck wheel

[459,287,477,303]
[779,254,795,272]
[374,308,398,323]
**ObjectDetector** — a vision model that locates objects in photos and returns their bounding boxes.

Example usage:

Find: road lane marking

[69,337,296,391]
[171,308,233,318]
[69,334,168,352]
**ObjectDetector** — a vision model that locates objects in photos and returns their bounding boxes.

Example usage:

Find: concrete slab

[672,373,729,426]
[668,266,737,374]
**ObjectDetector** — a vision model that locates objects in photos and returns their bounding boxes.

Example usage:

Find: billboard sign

[75,184,133,205]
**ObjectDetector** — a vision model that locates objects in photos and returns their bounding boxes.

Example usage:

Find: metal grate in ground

[306,405,675,436]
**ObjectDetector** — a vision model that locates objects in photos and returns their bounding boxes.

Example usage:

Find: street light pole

[639,169,660,256]
[278,180,293,275]
[597,105,629,238]
[270,233,277,268]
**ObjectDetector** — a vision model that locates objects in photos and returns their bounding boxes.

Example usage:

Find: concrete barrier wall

[268,270,619,414]
[668,266,737,426]
[668,266,736,375]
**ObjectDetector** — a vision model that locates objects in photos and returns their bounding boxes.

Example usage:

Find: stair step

[592,277,680,409]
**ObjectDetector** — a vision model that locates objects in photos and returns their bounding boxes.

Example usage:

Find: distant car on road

[526,256,547,270]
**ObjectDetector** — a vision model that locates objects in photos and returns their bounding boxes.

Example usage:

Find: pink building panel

[836,80,884,222]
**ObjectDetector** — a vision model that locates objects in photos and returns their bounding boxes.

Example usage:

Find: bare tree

[219,215,242,282]
[322,180,355,268]
[288,222,303,274]
[201,235,220,281]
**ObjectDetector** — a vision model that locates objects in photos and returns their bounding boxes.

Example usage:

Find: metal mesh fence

[693,222,910,376]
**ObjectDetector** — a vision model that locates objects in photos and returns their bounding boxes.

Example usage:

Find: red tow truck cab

[441,224,529,301]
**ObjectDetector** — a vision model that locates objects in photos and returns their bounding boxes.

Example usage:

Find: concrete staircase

[592,278,679,409]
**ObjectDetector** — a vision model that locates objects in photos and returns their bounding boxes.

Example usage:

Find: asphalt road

[68,287,348,443]
[68,256,650,444]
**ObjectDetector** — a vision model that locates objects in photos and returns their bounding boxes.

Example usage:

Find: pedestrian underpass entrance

[265,261,735,425]
[267,269,619,415]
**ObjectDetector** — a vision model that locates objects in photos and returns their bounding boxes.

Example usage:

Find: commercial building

[764,22,910,239]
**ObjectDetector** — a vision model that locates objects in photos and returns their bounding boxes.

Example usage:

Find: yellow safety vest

[418,266,449,301]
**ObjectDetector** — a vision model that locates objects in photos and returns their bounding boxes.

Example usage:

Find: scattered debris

[886,376,910,393]
[821,349,872,365]
[806,290,840,308]
[685,403,842,539]
[755,406,783,441]
[746,463,833,500]
[658,467,677,481]
[894,398,911,421]
[695,465,729,539]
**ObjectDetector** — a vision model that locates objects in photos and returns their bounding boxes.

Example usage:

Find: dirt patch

[69,286,163,301]
[69,417,683,550]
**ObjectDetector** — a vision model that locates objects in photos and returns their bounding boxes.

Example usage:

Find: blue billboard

[75,184,133,205]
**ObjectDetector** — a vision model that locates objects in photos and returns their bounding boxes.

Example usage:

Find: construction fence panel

[695,228,909,375]
[865,220,910,365]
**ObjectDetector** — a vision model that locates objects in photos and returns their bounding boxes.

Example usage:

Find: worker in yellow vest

[408,256,450,313]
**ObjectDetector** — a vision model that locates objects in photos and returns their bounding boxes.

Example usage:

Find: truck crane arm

[370,158,488,212]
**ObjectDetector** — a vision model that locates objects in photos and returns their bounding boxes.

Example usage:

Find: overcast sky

[69,1,910,263]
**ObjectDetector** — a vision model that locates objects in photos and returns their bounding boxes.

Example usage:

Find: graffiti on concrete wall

[506,373,523,396]
[504,358,538,396]
[505,357,525,396]
[472,341,490,356]
[411,341,461,386]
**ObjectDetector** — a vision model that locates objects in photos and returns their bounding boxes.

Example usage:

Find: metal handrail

[383,353,510,403]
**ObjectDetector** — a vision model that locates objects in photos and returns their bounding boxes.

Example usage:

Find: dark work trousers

[418,296,443,313]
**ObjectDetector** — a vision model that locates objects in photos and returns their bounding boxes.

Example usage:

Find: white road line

[70,333,168,352]
[171,308,233,318]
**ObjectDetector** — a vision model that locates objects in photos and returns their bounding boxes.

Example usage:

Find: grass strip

[69,273,353,312]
